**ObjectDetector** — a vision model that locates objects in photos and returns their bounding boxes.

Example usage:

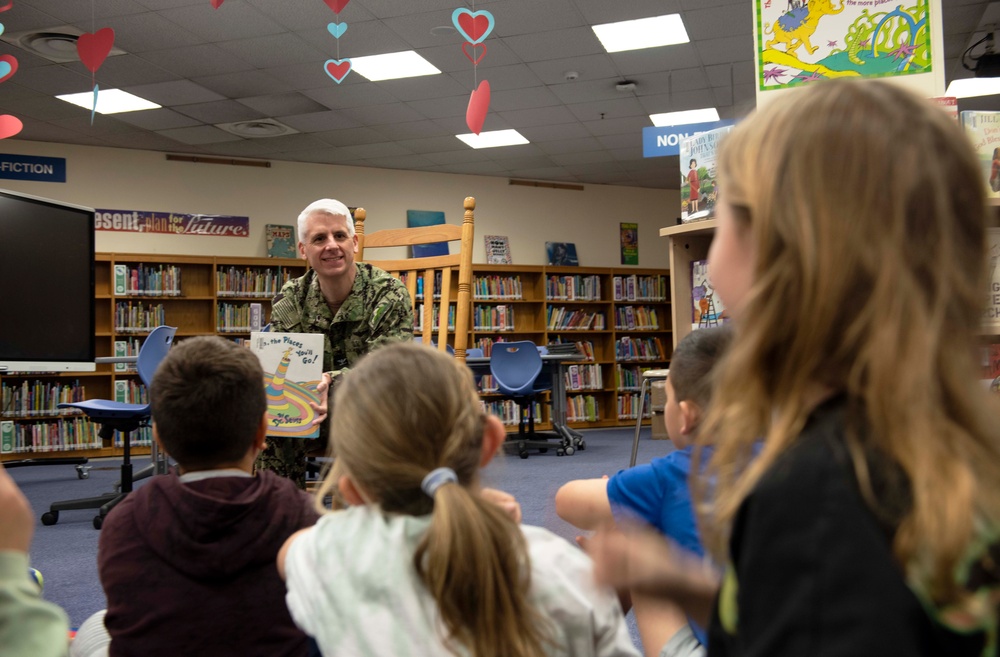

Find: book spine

[1,420,13,453]
[114,264,127,295]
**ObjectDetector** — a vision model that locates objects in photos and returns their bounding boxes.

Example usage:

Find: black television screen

[0,189,96,372]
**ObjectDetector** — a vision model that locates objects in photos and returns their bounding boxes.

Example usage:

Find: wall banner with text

[95,209,250,237]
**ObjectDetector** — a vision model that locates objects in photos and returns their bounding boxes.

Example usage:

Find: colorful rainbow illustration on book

[263,347,321,438]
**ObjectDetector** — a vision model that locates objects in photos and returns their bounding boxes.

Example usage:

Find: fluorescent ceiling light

[593,14,689,53]
[456,129,530,149]
[945,78,1000,99]
[650,107,720,127]
[351,51,441,81]
[56,88,160,114]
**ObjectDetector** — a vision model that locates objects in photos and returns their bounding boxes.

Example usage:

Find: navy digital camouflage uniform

[255,263,413,487]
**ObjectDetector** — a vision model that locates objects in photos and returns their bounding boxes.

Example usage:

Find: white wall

[0,139,678,269]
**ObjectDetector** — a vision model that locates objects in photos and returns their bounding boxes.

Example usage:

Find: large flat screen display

[0,189,96,373]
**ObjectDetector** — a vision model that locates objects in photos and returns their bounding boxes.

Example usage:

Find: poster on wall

[95,209,249,237]
[755,0,937,93]
[620,223,638,266]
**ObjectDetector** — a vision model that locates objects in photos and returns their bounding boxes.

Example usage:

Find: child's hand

[480,487,522,523]
[0,463,34,553]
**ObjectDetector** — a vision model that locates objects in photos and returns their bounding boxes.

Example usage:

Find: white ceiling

[0,0,995,189]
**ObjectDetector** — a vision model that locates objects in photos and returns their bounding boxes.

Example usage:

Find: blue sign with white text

[0,154,66,182]
[642,120,736,158]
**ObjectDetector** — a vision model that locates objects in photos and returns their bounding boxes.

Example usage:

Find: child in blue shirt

[555,326,732,657]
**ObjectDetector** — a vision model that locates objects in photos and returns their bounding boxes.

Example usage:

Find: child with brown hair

[278,342,638,657]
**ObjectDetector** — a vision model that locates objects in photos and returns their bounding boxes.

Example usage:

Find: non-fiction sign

[95,209,249,237]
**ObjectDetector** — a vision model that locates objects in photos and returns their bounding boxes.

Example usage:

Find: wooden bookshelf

[660,219,716,349]
[0,253,306,462]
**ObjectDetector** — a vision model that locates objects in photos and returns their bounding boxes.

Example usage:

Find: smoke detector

[616,81,637,92]
[217,119,299,139]
[0,27,126,63]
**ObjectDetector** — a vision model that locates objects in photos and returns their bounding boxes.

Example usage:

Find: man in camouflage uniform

[256,198,413,487]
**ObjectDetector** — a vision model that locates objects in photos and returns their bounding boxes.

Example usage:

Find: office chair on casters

[490,341,567,459]
[42,326,177,530]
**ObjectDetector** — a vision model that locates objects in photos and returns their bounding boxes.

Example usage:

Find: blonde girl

[278,342,637,657]
[589,79,1000,656]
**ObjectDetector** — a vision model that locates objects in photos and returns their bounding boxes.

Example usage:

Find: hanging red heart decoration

[461,42,486,66]
[466,79,490,135]
[452,8,494,45]
[0,114,22,139]
[0,54,18,84]
[77,28,115,74]
[210,0,225,8]
[324,58,352,84]
[323,0,350,13]
[0,2,13,13]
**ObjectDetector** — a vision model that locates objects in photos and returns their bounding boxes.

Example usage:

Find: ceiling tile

[490,86,563,112]
[173,99,266,124]
[503,26,605,62]
[157,124,243,145]
[157,3,287,42]
[236,92,328,116]
[139,44,256,78]
[534,136,605,155]
[279,110,362,133]
[216,33,329,69]
[496,105,578,127]
[374,119,453,140]
[341,102,428,125]
[193,69,295,98]
[518,122,592,143]
[114,107,203,130]
[125,79,226,106]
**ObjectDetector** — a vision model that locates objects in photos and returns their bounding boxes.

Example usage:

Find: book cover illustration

[755,1,933,92]
[620,223,638,266]
[961,112,1000,198]
[265,224,297,258]
[484,235,512,265]
[249,332,324,439]
[679,125,732,221]
[691,259,727,330]
[546,242,579,266]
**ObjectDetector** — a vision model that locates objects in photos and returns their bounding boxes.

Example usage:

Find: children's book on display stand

[249,332,324,439]
[960,111,1000,198]
[484,235,512,265]
[690,259,728,331]
[679,125,732,222]
[265,224,297,258]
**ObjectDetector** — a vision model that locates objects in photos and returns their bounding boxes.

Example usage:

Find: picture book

[249,332,324,439]
[620,223,638,266]
[679,125,732,222]
[986,227,1000,331]
[960,111,1000,198]
[265,224,297,258]
[691,259,728,330]
[484,235,512,265]
[546,242,579,266]
[982,343,1000,393]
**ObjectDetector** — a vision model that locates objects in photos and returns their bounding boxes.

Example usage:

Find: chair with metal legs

[629,368,669,467]
[41,326,177,529]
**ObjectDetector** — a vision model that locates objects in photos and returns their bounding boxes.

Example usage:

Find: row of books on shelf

[547,307,606,331]
[617,364,654,391]
[114,264,182,297]
[617,391,654,420]
[415,304,456,332]
[113,380,148,405]
[546,275,601,301]
[115,302,167,332]
[474,305,514,331]
[217,302,263,333]
[1,418,101,453]
[217,266,295,298]
[614,306,660,331]
[113,339,140,372]
[476,397,601,424]
[613,275,667,302]
[615,336,666,362]
[549,338,596,361]
[565,364,603,391]
[480,399,541,426]
[474,275,523,300]
[1,381,87,417]
[566,395,601,423]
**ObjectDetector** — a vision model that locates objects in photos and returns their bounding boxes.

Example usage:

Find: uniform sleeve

[0,551,69,657]
[269,280,304,333]
[365,278,413,350]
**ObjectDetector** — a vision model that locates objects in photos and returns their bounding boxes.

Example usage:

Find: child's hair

[150,336,266,469]
[669,325,733,409]
[316,342,551,657]
[699,78,1000,607]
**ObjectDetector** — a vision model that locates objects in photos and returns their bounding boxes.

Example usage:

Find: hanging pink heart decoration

[210,0,225,8]
[452,8,494,45]
[323,0,351,13]
[324,59,352,84]
[77,28,115,74]
[0,114,22,139]
[466,79,490,135]
[461,42,486,66]
[0,54,18,84]
[0,2,13,13]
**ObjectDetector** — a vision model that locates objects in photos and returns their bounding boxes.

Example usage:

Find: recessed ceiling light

[456,129,530,149]
[650,107,720,127]
[56,89,160,114]
[430,25,457,37]
[945,78,1000,99]
[592,14,689,53]
[351,51,441,81]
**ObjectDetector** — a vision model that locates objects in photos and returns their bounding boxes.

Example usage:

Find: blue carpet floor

[10,426,675,646]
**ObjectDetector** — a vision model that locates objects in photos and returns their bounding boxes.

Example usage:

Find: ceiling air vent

[217,119,299,139]
[1,27,126,63]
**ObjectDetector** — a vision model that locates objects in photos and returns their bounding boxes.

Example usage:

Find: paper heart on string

[461,42,486,66]
[0,114,22,139]
[327,22,348,38]
[77,28,115,74]
[91,84,99,125]
[0,3,12,13]
[452,8,494,45]
[466,79,490,135]
[0,54,18,84]
[0,24,5,37]
[210,0,225,8]
[324,59,352,84]
[323,0,350,13]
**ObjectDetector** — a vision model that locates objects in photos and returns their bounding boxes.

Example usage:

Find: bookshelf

[659,219,717,349]
[1,253,306,462]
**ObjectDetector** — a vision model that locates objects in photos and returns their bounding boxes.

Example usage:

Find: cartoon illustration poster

[620,223,638,266]
[755,0,938,92]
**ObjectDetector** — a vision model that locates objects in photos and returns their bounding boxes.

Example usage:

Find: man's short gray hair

[297,198,353,242]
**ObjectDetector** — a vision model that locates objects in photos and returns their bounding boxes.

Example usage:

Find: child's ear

[252,413,268,453]
[152,423,169,458]
[337,475,367,506]
[678,400,702,436]
[480,415,506,467]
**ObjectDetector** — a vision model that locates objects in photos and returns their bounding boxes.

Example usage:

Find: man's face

[299,212,357,280]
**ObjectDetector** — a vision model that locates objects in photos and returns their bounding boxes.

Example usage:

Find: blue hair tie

[421,467,458,498]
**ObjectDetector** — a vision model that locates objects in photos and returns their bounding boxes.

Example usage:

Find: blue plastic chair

[43,326,177,529]
[489,341,560,459]
[413,335,455,355]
